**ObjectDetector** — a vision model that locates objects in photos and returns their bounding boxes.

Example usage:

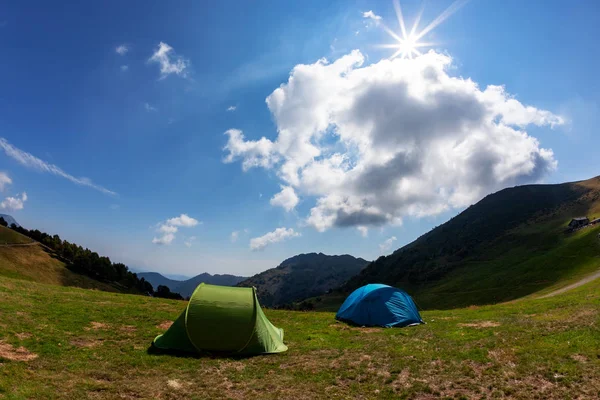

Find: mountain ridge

[237,252,369,307]
[0,214,20,228]
[137,271,246,298]
[332,175,600,309]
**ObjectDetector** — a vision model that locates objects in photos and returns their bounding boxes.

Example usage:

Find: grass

[412,224,600,309]
[0,226,33,245]
[0,273,598,399]
[0,226,124,293]
[0,243,119,293]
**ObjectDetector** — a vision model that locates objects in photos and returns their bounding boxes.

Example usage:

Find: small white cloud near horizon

[227,106,237,112]
[230,230,239,243]
[270,185,299,212]
[0,172,12,191]
[250,227,300,251]
[363,10,382,21]
[144,103,157,112]
[148,42,190,79]
[116,44,129,55]
[0,137,116,196]
[379,236,397,252]
[184,236,196,247]
[152,214,200,245]
[1,192,27,211]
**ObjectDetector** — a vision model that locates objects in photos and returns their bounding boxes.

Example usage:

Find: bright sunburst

[378,0,470,60]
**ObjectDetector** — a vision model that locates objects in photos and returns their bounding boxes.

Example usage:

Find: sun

[385,35,431,60]
[377,0,470,60]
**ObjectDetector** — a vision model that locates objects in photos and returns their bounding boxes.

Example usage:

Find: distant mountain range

[237,252,369,307]
[0,214,20,228]
[137,271,247,298]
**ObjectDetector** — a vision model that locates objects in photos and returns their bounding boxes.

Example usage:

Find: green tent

[153,283,288,355]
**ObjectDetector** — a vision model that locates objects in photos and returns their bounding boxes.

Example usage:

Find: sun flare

[378,0,470,60]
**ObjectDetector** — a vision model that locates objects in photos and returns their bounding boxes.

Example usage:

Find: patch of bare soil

[156,321,172,330]
[458,321,501,328]
[571,354,588,363]
[120,325,137,333]
[167,379,182,389]
[0,340,38,361]
[84,322,110,331]
[70,338,103,348]
[15,333,32,340]
[391,368,411,391]
[328,324,382,333]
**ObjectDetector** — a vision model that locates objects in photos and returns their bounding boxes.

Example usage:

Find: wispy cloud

[250,227,300,251]
[184,236,196,248]
[0,138,116,196]
[231,230,239,243]
[116,44,129,55]
[227,106,237,112]
[120,65,129,71]
[148,42,190,79]
[0,172,12,191]
[357,226,369,238]
[379,236,397,252]
[152,214,200,245]
[144,103,157,112]
[1,192,27,211]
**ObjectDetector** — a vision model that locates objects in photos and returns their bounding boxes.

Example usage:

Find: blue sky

[0,0,598,277]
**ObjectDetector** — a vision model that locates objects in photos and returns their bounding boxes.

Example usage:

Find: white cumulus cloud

[116,44,129,55]
[250,227,301,251]
[223,50,564,232]
[152,233,175,245]
[144,103,157,112]
[363,10,382,21]
[1,192,27,211]
[0,172,12,191]
[379,236,397,252]
[152,214,200,245]
[0,138,116,196]
[227,106,237,112]
[148,42,190,79]
[166,214,200,227]
[270,185,299,212]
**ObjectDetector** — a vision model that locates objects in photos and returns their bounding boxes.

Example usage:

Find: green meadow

[1,271,598,399]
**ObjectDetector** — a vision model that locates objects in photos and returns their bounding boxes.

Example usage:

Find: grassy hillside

[238,253,368,307]
[0,225,33,245]
[0,226,121,293]
[1,271,599,399]
[338,176,600,310]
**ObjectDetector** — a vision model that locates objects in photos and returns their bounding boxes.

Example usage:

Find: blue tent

[335,284,423,328]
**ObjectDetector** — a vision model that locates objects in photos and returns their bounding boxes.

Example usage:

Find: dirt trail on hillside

[0,242,36,247]
[538,269,600,298]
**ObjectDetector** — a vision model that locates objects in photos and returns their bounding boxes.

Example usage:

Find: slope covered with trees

[8,224,153,295]
[333,176,600,309]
